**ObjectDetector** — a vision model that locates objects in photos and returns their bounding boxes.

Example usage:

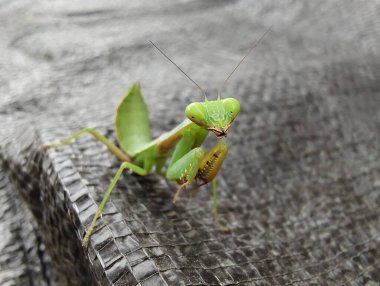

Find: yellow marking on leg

[173,182,190,203]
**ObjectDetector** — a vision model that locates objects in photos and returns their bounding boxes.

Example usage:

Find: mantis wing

[115,82,152,157]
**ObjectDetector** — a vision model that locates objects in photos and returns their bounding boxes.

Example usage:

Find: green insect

[43,30,270,247]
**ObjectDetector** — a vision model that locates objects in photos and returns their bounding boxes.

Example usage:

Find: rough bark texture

[1,1,380,285]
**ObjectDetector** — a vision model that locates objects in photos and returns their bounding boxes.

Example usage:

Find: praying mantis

[43,29,270,247]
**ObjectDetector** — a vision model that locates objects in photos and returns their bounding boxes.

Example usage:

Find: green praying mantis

[43,29,270,247]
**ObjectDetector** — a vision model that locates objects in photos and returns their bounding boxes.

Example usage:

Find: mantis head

[185,98,240,138]
[151,27,270,139]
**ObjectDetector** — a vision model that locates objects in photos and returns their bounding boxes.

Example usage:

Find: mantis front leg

[198,141,230,232]
[166,137,230,232]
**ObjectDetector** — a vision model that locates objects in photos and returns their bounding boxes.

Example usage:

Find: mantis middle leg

[82,161,148,247]
[41,128,148,246]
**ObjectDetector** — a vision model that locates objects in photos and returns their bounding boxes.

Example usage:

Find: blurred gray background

[1,0,380,285]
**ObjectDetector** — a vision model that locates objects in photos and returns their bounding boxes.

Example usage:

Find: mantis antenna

[149,41,207,99]
[218,26,272,97]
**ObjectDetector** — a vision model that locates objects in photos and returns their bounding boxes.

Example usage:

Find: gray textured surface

[1,0,380,285]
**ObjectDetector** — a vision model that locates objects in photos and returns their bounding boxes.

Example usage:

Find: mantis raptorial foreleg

[172,182,191,203]
[196,142,230,232]
[168,138,230,231]
[167,147,204,203]
[82,161,148,247]
[42,128,131,162]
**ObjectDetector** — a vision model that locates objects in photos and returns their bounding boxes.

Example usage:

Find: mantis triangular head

[150,27,270,138]
[183,27,270,137]
[185,98,240,138]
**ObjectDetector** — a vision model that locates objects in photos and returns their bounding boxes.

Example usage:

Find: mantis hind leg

[42,127,131,162]
[82,162,147,247]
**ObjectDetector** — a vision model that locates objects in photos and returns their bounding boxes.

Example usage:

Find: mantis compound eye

[185,102,208,127]
[222,98,240,122]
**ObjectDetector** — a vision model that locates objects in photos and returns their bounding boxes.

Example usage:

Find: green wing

[115,82,152,157]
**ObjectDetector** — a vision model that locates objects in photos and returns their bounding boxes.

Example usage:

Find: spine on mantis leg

[197,141,229,183]
[188,140,229,197]
[195,141,230,232]
[188,140,228,197]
